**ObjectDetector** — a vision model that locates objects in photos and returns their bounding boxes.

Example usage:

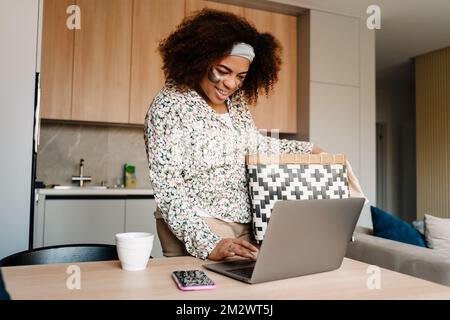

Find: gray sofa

[346,227,450,287]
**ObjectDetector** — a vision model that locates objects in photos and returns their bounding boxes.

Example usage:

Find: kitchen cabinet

[129,0,185,125]
[243,7,298,133]
[71,0,133,123]
[40,0,299,133]
[292,10,375,226]
[41,0,133,123]
[40,0,74,120]
[40,0,183,125]
[310,11,359,86]
[43,199,126,246]
[308,10,361,172]
[34,192,163,258]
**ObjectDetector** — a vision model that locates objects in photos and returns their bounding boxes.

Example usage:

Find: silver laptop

[203,198,365,284]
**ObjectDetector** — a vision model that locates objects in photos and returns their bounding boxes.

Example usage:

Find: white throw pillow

[424,214,450,252]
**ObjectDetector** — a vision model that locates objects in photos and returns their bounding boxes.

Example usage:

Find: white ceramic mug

[115,232,154,271]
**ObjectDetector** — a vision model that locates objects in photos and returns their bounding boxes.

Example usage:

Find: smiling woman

[143,8,362,262]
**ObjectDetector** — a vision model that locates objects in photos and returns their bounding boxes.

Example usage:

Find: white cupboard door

[310,10,359,86]
[309,82,360,175]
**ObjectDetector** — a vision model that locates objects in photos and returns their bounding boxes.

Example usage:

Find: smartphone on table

[172,270,216,291]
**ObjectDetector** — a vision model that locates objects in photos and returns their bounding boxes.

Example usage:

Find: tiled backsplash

[36,122,152,189]
[36,122,299,189]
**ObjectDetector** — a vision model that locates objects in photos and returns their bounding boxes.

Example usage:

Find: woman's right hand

[208,238,259,261]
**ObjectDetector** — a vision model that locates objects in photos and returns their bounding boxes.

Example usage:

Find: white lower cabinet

[43,199,126,246]
[34,196,163,258]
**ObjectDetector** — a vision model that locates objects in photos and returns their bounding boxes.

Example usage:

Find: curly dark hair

[158,9,282,104]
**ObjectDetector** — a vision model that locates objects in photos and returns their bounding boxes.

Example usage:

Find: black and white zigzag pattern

[247,164,350,242]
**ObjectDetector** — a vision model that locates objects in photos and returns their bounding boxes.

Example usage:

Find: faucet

[72,158,92,187]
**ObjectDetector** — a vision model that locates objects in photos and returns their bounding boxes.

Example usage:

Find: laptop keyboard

[227,267,254,279]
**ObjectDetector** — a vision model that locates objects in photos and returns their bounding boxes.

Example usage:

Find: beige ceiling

[274,0,450,80]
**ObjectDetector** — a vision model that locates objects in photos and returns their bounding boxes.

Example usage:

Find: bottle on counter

[124,164,137,189]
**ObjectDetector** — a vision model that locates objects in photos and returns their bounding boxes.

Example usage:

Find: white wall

[0,0,39,259]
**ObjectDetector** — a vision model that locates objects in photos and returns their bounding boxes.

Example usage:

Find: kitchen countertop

[36,188,154,196]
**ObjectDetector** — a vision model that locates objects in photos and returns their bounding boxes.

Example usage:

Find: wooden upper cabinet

[71,0,132,123]
[40,0,74,120]
[129,0,185,125]
[185,0,244,16]
[40,0,298,132]
[244,8,298,133]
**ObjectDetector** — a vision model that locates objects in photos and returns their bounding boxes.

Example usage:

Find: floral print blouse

[144,80,313,259]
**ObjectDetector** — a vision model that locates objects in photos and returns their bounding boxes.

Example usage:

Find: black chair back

[0,244,119,267]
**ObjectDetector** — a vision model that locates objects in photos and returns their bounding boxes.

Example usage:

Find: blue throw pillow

[371,206,426,247]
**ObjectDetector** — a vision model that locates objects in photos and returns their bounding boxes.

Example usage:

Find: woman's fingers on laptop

[209,239,237,260]
[209,239,258,261]
[233,239,258,253]
[230,240,258,260]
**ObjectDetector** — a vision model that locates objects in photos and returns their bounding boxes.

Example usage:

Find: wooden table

[3,257,450,300]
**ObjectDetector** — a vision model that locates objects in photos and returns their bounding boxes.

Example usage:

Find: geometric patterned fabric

[247,163,349,242]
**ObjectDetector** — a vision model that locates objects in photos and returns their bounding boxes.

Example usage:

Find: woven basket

[246,153,349,243]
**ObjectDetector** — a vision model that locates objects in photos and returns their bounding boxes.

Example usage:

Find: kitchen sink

[53,186,108,190]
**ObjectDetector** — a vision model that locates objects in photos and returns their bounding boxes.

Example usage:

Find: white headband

[229,42,255,63]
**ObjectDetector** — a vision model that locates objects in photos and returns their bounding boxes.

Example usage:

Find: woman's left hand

[345,159,369,204]
[209,238,259,261]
